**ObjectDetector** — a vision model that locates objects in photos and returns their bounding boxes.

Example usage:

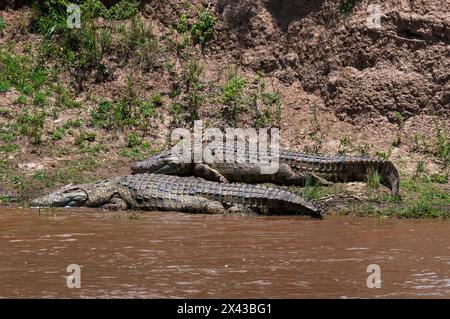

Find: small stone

[18,162,44,171]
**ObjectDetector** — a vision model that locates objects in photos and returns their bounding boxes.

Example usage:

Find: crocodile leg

[152,164,183,175]
[276,163,331,186]
[100,195,128,210]
[193,163,229,183]
[140,195,227,214]
[225,204,257,216]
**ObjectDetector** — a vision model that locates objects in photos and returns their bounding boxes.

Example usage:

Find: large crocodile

[131,147,400,196]
[30,174,323,218]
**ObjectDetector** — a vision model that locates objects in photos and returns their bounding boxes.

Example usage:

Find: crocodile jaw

[30,185,88,208]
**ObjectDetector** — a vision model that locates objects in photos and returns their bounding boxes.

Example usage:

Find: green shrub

[64,118,83,129]
[0,80,11,93]
[0,133,14,143]
[90,101,112,128]
[175,60,204,124]
[0,143,18,154]
[126,133,141,148]
[118,16,160,71]
[400,198,441,219]
[90,80,159,130]
[0,51,50,95]
[33,171,46,181]
[255,89,281,128]
[190,9,215,44]
[16,108,46,144]
[15,95,27,105]
[220,75,247,125]
[177,14,188,33]
[33,91,47,106]
[75,130,96,147]
[430,173,448,184]
[51,127,65,140]
[106,0,140,20]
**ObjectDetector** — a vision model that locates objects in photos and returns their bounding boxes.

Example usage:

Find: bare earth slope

[0,0,448,216]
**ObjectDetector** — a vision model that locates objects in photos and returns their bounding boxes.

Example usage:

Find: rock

[18,162,44,171]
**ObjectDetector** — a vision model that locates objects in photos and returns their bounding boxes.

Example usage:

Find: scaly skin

[30,174,324,218]
[131,147,400,196]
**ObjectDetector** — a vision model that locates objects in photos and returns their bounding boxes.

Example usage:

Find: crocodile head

[130,151,174,174]
[30,184,88,208]
[131,150,192,175]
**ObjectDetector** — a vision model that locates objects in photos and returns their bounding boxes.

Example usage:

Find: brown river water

[0,208,449,298]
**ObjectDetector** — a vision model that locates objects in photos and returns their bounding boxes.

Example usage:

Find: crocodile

[131,146,400,196]
[30,174,324,218]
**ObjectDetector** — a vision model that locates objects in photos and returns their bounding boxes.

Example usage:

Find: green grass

[33,171,46,181]
[0,132,14,143]
[171,60,204,124]
[51,127,65,141]
[430,173,448,184]
[0,51,52,95]
[118,15,161,71]
[410,120,449,168]
[435,124,449,167]
[355,178,450,219]
[106,0,140,20]
[89,79,159,130]
[51,157,99,186]
[15,108,46,144]
[0,143,19,154]
[253,76,282,128]
[64,118,83,129]
[416,161,425,174]
[0,80,11,93]
[177,14,188,33]
[75,130,97,148]
[126,132,141,148]
[0,16,6,32]
[366,170,381,190]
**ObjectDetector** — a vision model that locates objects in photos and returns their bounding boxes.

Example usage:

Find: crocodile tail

[378,161,400,197]
[270,190,324,219]
[130,151,170,174]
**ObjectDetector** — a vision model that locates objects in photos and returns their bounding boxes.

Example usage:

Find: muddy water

[0,208,449,298]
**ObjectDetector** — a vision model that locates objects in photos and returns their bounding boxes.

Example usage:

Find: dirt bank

[0,0,448,217]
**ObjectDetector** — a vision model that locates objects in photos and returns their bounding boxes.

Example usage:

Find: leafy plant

[51,127,65,141]
[106,0,140,20]
[220,75,247,125]
[16,108,46,144]
[0,51,50,95]
[190,9,215,45]
[177,14,188,33]
[126,132,141,148]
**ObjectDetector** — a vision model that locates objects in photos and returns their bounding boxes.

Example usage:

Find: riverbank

[0,1,448,218]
